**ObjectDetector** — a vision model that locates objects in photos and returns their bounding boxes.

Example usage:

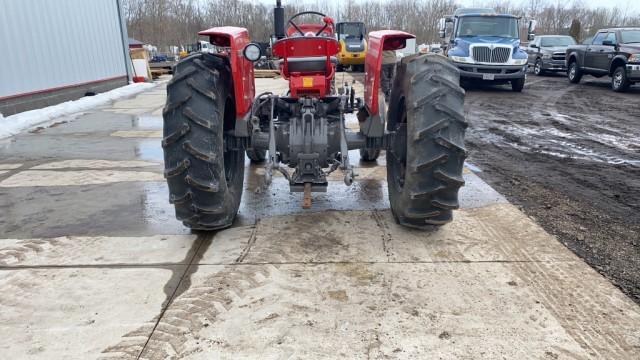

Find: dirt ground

[463,73,640,304]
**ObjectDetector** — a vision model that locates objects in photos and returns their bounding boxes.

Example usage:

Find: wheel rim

[569,65,575,80]
[535,61,541,74]
[613,71,623,89]
[389,112,407,192]
[222,135,241,185]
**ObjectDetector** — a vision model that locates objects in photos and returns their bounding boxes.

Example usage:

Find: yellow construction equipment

[336,22,366,71]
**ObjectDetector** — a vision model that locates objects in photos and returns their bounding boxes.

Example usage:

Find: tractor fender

[363,30,415,118]
[199,26,255,136]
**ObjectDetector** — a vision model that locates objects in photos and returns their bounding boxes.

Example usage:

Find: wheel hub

[614,72,623,88]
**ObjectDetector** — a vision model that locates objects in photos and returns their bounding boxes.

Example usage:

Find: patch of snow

[464,161,482,173]
[0,82,155,139]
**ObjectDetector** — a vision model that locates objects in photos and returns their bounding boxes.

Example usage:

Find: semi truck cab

[439,9,534,92]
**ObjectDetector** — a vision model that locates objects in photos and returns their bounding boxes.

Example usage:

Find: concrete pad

[0,235,197,266]
[106,90,167,115]
[0,170,163,187]
[0,182,188,238]
[0,163,22,170]
[103,260,640,359]
[237,160,504,225]
[110,130,162,138]
[194,226,256,265]
[32,159,159,169]
[459,171,507,208]
[202,204,574,265]
[0,267,185,359]
[379,204,574,262]
[237,174,390,225]
[238,211,387,264]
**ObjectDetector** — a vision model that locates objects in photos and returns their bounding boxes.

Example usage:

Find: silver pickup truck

[526,35,576,76]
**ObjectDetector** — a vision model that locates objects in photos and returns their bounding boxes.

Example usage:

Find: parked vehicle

[566,28,640,92]
[150,54,169,63]
[438,8,534,92]
[336,22,367,72]
[526,35,576,75]
[179,41,216,59]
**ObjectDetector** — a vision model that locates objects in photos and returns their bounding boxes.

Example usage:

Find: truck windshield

[337,23,364,41]
[456,16,518,38]
[541,36,576,46]
[620,30,640,43]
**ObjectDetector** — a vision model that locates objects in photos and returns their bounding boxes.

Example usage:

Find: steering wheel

[287,11,331,37]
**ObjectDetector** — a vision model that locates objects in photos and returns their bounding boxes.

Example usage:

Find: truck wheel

[612,66,631,92]
[534,59,545,76]
[568,61,582,83]
[359,148,380,162]
[162,53,244,230]
[246,149,266,162]
[386,54,467,228]
[511,77,525,92]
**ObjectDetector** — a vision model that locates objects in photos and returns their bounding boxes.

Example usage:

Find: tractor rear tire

[162,53,245,230]
[386,54,467,228]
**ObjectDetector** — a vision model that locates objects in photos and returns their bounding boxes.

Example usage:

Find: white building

[0,0,132,116]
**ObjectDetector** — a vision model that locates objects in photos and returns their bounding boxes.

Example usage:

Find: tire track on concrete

[99,222,281,360]
[472,206,640,359]
[0,239,63,266]
[100,264,277,359]
[96,232,211,359]
[371,210,393,261]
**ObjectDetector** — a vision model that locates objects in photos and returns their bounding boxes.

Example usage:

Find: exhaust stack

[274,0,285,40]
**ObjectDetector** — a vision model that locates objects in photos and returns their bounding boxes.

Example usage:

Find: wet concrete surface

[0,75,639,359]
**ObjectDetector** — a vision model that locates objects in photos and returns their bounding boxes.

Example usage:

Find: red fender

[199,26,254,119]
[364,30,415,116]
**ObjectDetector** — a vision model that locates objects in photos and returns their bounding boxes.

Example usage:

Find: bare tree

[121,0,640,50]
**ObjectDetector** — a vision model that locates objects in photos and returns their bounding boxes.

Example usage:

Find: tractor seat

[279,56,337,73]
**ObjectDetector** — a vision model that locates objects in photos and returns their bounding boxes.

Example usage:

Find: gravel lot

[464,73,640,303]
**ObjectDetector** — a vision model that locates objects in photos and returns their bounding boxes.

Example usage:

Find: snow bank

[0,82,155,139]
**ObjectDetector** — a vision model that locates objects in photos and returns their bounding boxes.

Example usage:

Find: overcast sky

[457,0,639,13]
[259,0,640,14]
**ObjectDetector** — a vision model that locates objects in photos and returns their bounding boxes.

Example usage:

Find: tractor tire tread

[387,54,467,228]
[163,52,244,230]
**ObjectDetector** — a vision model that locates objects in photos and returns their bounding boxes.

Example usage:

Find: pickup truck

[565,28,640,92]
[526,35,576,75]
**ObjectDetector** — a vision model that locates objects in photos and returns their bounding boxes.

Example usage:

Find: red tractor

[162,1,467,230]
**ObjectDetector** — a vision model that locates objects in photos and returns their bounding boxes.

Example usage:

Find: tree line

[122,0,640,51]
